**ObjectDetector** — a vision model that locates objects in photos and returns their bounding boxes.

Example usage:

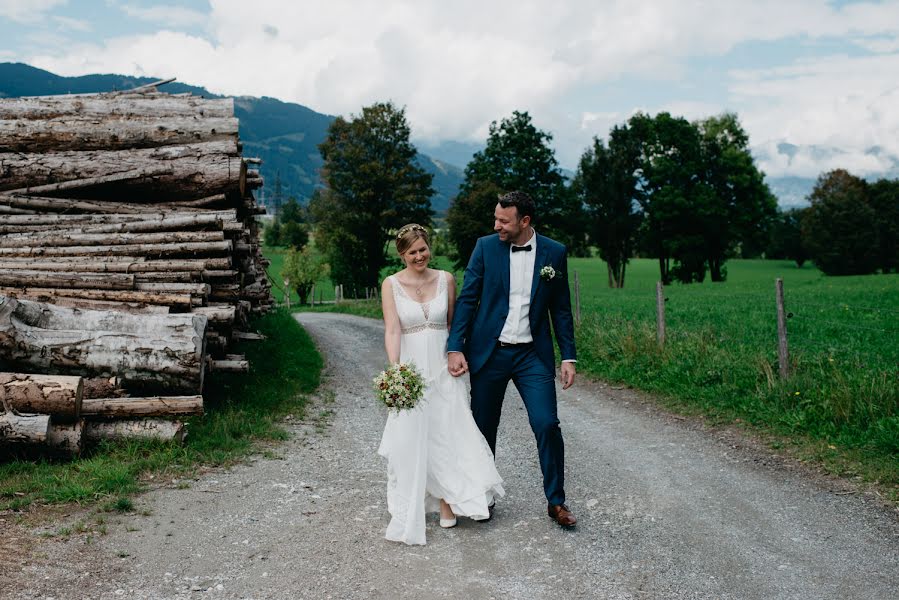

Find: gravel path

[3,312,898,599]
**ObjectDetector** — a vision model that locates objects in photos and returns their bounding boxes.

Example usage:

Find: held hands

[447,352,468,377]
[560,362,576,390]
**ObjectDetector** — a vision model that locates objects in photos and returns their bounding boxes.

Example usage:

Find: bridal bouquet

[373,362,425,411]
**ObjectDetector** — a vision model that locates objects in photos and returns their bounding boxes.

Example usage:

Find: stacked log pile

[0,82,273,450]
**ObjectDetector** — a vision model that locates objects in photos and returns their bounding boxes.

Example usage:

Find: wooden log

[0,95,234,121]
[0,193,155,214]
[0,287,193,307]
[0,204,35,215]
[204,331,227,353]
[0,214,231,235]
[0,239,233,258]
[0,140,242,198]
[0,271,134,290]
[232,331,266,341]
[208,359,249,373]
[0,297,207,392]
[0,209,236,226]
[3,297,177,334]
[0,412,51,444]
[0,372,83,418]
[47,419,84,453]
[134,271,200,283]
[0,230,225,248]
[156,193,229,209]
[83,419,186,443]
[0,258,229,272]
[0,115,239,152]
[191,306,236,324]
[81,395,203,418]
[83,377,124,399]
[134,282,211,296]
[0,166,174,196]
[23,296,170,314]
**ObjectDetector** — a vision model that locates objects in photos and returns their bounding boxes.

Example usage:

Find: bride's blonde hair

[395,223,430,255]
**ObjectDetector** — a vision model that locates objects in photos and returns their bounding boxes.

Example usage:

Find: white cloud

[731,53,899,177]
[16,0,899,175]
[0,0,67,23]
[52,15,91,32]
[117,3,208,28]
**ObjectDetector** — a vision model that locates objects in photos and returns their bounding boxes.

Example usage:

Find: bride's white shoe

[439,516,457,528]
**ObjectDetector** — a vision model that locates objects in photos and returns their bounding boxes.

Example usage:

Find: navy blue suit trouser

[470,344,565,506]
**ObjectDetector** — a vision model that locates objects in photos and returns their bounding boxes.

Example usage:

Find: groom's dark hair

[498,190,535,221]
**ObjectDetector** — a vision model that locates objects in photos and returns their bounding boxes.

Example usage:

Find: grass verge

[0,309,322,513]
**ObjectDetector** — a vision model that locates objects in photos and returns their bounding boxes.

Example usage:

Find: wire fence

[571,272,897,378]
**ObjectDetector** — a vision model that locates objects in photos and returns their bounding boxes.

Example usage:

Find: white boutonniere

[539,265,558,282]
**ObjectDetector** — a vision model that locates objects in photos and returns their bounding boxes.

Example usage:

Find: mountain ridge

[0,63,464,214]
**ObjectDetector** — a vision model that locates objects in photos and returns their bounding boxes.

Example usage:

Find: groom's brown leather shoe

[548,503,577,528]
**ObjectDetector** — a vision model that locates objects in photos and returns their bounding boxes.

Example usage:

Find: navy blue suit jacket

[447,233,577,375]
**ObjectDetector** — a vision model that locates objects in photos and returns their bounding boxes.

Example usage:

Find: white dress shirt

[499,229,537,344]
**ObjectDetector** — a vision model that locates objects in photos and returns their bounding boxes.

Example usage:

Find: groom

[447,190,578,528]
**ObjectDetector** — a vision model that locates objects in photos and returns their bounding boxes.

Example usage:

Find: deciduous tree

[312,102,433,291]
[572,126,642,288]
[448,111,586,265]
[802,169,879,275]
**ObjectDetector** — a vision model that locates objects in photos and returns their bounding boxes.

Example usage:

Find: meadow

[270,249,898,494]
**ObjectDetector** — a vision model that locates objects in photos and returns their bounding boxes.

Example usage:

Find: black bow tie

[511,244,532,253]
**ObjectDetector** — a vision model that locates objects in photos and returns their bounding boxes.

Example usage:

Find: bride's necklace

[406,272,432,297]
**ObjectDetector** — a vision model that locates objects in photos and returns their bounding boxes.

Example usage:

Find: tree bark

[83,419,186,443]
[208,359,249,373]
[0,257,230,273]
[0,271,135,290]
[0,140,242,199]
[0,213,234,235]
[81,396,203,418]
[0,412,50,444]
[0,297,207,393]
[0,230,224,248]
[0,115,239,152]
[0,209,236,226]
[191,306,236,324]
[47,419,84,453]
[0,95,233,121]
[0,372,83,418]
[0,287,194,307]
[15,296,170,314]
[0,239,233,258]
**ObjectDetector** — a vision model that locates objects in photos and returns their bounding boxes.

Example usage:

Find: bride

[377,223,504,545]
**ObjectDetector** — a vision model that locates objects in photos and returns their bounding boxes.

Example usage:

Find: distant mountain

[758,142,899,208]
[0,63,464,215]
[765,176,815,208]
[416,139,481,171]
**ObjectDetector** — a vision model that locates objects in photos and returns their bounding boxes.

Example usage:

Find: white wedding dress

[377,271,505,545]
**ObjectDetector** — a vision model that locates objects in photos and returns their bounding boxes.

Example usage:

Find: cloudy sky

[1,0,899,177]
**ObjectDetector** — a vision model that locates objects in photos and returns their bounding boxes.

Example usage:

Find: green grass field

[279,250,898,495]
[0,310,322,512]
[570,258,897,491]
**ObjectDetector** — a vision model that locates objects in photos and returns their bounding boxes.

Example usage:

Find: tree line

[269,101,898,296]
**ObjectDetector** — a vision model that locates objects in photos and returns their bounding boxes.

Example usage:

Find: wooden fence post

[334,285,340,303]
[656,281,666,347]
[573,270,581,326]
[775,278,790,378]
[283,279,290,310]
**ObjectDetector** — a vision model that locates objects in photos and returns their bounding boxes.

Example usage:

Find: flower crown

[396,224,427,240]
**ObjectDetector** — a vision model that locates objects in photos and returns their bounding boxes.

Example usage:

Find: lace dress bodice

[389,272,449,381]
